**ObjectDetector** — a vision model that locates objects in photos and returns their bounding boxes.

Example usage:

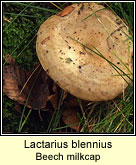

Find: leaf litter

[3,54,51,110]
[3,54,85,132]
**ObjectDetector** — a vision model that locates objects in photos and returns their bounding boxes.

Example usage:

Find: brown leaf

[14,102,23,114]
[3,55,51,110]
[24,64,51,110]
[47,84,67,110]
[57,6,74,17]
[62,108,81,132]
[3,62,27,104]
[47,83,58,109]
[61,91,67,105]
[65,96,79,107]
[4,54,16,65]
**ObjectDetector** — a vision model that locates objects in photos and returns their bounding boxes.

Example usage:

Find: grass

[2,2,134,134]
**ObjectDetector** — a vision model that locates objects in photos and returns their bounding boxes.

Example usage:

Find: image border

[1,0,135,136]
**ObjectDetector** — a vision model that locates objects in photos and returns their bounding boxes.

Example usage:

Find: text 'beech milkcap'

[36,3,133,101]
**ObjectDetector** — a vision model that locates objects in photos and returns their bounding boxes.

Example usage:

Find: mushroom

[36,3,133,101]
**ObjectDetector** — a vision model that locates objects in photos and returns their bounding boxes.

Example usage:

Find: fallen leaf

[22,63,50,110]
[57,6,74,17]
[47,83,59,109]
[3,55,51,110]
[62,107,81,132]
[5,54,16,64]
[61,91,67,105]
[65,95,79,107]
[47,83,67,110]
[14,102,23,114]
[3,61,27,104]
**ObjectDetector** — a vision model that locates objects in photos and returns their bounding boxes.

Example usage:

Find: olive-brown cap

[36,3,133,101]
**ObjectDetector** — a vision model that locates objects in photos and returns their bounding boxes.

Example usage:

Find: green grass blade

[3,12,42,18]
[9,2,58,13]
[3,2,32,32]
[69,37,133,83]
[18,109,32,132]
[46,90,64,133]
[18,67,42,133]
[83,7,106,20]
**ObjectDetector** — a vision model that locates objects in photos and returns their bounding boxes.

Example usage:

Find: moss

[2,94,19,133]
[3,2,53,133]
[3,2,55,70]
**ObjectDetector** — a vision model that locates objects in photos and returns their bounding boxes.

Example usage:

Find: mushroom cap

[36,3,133,101]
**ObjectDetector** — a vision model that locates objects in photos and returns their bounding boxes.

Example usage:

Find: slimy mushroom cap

[36,3,133,101]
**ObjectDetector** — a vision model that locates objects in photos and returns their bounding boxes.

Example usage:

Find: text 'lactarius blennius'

[36,3,133,101]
